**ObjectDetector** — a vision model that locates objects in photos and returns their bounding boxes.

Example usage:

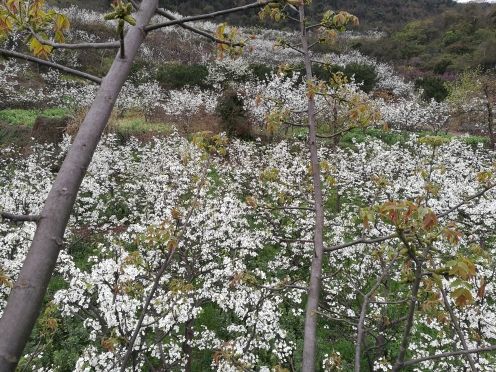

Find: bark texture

[299,5,326,371]
[0,1,158,369]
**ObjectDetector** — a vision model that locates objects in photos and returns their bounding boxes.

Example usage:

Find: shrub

[215,90,253,139]
[249,63,274,81]
[156,63,209,89]
[433,59,452,75]
[415,76,449,102]
[343,63,378,93]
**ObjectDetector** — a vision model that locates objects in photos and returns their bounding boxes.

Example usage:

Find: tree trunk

[0,1,158,369]
[299,5,326,371]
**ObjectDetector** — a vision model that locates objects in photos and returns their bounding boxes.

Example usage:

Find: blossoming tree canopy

[0,0,495,371]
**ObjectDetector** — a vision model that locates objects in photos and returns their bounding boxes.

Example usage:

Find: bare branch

[145,1,270,32]
[402,345,496,367]
[0,48,102,84]
[29,29,120,50]
[440,286,477,371]
[1,212,40,223]
[316,127,353,139]
[438,183,496,219]
[355,252,400,371]
[392,235,423,371]
[262,206,315,211]
[324,234,398,253]
[155,8,244,46]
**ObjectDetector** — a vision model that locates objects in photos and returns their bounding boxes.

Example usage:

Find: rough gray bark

[299,5,326,371]
[0,0,158,369]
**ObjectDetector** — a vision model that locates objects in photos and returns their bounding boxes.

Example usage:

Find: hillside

[164,0,456,31]
[48,0,456,31]
[359,2,496,72]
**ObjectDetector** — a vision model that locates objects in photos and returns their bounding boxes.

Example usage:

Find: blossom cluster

[1,133,495,370]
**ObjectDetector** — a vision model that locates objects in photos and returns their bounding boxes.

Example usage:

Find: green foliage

[433,59,452,75]
[249,63,275,81]
[0,108,71,127]
[284,62,377,93]
[156,63,210,89]
[215,90,253,139]
[360,4,496,73]
[1,0,71,58]
[446,68,484,104]
[343,63,378,93]
[113,116,174,137]
[162,0,455,31]
[338,128,488,149]
[415,76,449,102]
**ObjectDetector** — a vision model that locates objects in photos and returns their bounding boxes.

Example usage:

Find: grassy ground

[108,113,174,138]
[0,107,490,149]
[0,108,71,127]
[0,108,174,147]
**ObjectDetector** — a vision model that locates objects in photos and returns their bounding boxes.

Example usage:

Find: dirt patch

[0,121,33,151]
[32,116,71,143]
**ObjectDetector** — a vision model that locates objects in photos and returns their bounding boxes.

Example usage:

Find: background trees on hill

[446,68,496,148]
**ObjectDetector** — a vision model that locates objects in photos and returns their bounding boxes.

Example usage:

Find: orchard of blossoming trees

[0,0,495,371]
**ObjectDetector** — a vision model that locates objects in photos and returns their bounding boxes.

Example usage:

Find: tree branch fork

[0,212,40,223]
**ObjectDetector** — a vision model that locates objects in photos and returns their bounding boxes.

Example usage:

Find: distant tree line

[163,0,455,31]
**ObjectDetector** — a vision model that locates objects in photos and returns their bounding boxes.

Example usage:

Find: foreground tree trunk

[299,5,326,371]
[0,0,158,369]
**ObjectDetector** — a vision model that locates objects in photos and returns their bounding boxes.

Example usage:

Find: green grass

[0,109,175,147]
[0,108,72,127]
[112,116,174,137]
[337,128,489,148]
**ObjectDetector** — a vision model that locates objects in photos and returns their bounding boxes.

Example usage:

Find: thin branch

[1,212,40,223]
[308,40,321,50]
[316,126,353,139]
[369,299,409,305]
[279,239,313,244]
[306,23,322,30]
[283,43,305,55]
[30,29,120,50]
[355,252,400,372]
[120,160,210,370]
[440,286,477,371]
[324,234,397,253]
[324,183,496,254]
[402,345,496,367]
[262,206,315,211]
[438,183,496,219]
[145,1,270,32]
[155,8,243,46]
[392,235,423,371]
[0,48,102,84]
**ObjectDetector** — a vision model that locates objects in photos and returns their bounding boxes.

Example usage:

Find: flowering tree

[0,0,271,368]
[253,2,496,371]
[1,1,496,371]
[446,69,495,148]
